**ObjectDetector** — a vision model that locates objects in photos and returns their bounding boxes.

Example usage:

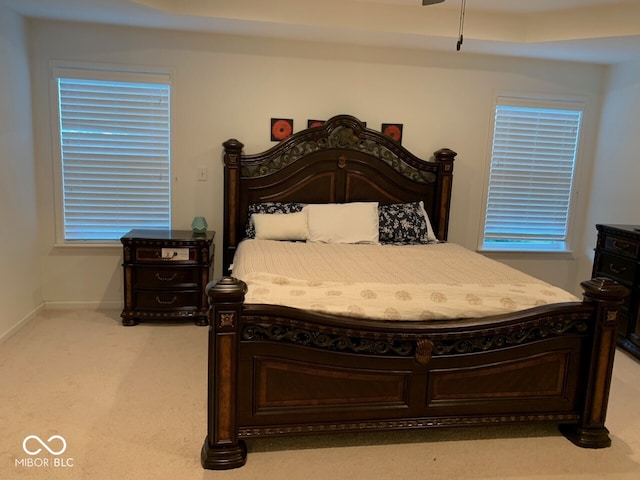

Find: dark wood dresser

[593,224,640,359]
[120,229,215,326]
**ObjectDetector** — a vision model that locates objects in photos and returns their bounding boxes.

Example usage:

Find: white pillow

[305,202,379,244]
[419,200,438,242]
[252,211,309,241]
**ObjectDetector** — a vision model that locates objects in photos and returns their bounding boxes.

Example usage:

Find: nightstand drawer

[135,246,198,263]
[134,267,199,288]
[134,291,201,310]
[595,253,636,284]
[603,234,640,259]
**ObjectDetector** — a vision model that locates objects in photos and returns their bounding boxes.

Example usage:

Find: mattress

[231,239,580,321]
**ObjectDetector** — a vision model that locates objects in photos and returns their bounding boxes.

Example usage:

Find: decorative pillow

[252,211,309,241]
[245,202,305,238]
[378,201,437,244]
[305,202,379,244]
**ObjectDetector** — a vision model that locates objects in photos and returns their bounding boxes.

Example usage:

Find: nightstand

[592,224,639,359]
[120,229,215,326]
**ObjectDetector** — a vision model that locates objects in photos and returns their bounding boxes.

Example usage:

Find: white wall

[580,60,640,282]
[28,19,608,308]
[0,4,41,339]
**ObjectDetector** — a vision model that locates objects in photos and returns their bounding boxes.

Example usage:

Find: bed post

[222,139,244,275]
[433,148,456,241]
[560,277,628,448]
[201,277,248,470]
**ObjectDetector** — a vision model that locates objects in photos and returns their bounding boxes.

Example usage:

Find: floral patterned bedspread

[231,240,580,320]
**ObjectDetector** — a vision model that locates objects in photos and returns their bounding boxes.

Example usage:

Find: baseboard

[44,301,122,311]
[0,303,45,345]
[1,302,123,343]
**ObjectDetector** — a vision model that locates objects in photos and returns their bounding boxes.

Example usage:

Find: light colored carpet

[1,309,639,479]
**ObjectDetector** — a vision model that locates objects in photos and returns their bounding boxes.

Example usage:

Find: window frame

[478,95,586,254]
[49,61,174,246]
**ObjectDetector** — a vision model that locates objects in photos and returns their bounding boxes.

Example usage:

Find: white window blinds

[482,101,583,252]
[56,76,171,241]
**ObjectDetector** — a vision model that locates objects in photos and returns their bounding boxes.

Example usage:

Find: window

[51,65,171,243]
[481,98,583,252]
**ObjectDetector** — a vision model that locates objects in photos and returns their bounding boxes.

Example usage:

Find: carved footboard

[201,277,626,470]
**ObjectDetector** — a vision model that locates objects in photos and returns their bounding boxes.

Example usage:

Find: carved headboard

[221,114,456,272]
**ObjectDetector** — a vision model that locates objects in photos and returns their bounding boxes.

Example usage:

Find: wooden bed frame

[201,114,627,470]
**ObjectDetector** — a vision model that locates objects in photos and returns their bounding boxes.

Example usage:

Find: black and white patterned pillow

[378,202,434,244]
[245,202,306,238]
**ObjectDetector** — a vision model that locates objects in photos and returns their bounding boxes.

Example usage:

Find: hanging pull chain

[457,0,466,51]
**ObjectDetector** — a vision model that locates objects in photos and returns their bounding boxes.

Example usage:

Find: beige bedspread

[231,240,580,320]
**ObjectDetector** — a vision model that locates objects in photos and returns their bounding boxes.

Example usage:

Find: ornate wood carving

[239,125,437,184]
[219,312,235,328]
[242,323,413,356]
[415,339,434,365]
[238,413,579,438]
[432,315,590,355]
[240,312,590,358]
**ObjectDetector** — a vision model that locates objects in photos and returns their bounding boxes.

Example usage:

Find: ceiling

[4,0,640,64]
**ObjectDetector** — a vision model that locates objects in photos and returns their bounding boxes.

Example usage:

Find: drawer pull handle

[155,251,178,260]
[612,240,630,251]
[155,296,177,305]
[609,264,627,275]
[155,272,177,282]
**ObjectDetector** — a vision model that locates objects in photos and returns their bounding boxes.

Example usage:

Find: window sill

[477,248,575,260]
[53,241,121,251]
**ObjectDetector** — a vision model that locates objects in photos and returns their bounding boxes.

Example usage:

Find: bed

[201,114,627,469]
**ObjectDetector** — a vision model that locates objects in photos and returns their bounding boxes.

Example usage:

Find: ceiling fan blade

[422,0,445,5]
